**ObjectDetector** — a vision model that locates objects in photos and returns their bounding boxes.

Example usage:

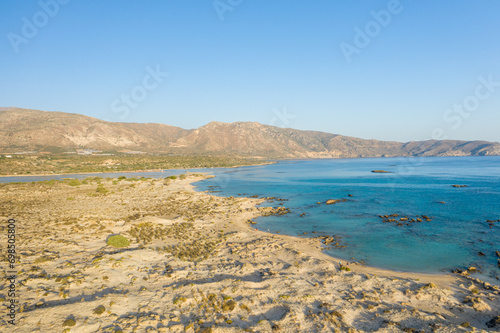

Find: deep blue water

[194,156,500,281]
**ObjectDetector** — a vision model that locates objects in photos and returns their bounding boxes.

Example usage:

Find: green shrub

[106,235,130,248]
[179,174,186,180]
[93,305,106,315]
[63,318,76,327]
[96,184,108,194]
[67,179,82,186]
[126,177,139,181]
[173,296,187,305]
[222,300,236,311]
[34,256,53,264]
[167,175,177,180]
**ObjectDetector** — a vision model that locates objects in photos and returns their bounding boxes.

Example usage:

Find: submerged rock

[378,214,433,226]
[486,219,500,227]
[316,235,347,248]
[325,199,347,205]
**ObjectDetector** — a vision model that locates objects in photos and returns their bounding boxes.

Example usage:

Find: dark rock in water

[316,235,346,248]
[348,194,353,197]
[485,219,500,227]
[452,184,468,188]
[437,201,446,204]
[478,252,486,257]
[371,170,392,173]
[496,251,500,257]
[486,316,500,328]
[380,214,433,226]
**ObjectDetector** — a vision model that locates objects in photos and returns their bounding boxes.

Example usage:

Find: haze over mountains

[1,107,499,158]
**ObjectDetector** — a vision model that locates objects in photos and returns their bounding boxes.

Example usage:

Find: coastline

[0,161,276,178]
[1,174,498,332]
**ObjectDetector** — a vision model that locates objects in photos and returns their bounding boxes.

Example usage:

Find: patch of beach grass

[106,235,130,248]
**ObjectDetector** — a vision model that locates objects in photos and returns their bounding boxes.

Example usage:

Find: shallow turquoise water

[195,156,500,280]
[2,156,499,281]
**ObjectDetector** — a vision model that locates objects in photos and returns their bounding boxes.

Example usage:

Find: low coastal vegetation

[0,153,270,176]
[0,174,499,332]
[106,235,130,248]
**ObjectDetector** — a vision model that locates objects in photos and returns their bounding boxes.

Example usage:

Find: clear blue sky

[1,0,499,142]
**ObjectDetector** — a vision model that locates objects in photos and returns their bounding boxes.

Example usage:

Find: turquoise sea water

[194,156,500,281]
[2,156,499,281]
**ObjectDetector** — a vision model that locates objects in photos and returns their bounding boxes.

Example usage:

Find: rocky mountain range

[1,107,499,158]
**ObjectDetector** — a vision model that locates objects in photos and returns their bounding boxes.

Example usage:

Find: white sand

[0,174,498,332]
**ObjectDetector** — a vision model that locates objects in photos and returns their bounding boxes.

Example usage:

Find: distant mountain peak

[1,107,499,158]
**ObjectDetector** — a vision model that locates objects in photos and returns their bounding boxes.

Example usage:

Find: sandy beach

[0,174,499,332]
